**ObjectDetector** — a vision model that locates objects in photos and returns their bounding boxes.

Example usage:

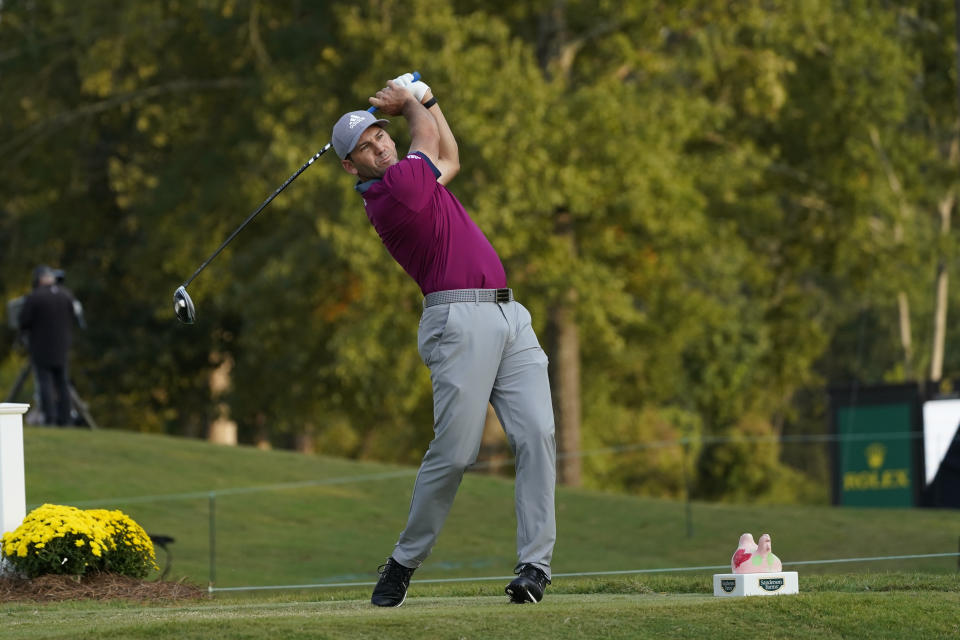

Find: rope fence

[207,552,960,593]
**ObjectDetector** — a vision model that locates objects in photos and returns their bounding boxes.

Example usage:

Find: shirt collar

[355,178,380,194]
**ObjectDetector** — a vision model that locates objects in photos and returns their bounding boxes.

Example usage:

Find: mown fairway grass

[3,427,959,638]
[1,576,959,639]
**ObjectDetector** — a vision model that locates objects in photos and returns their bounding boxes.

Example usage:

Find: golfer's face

[348,126,397,179]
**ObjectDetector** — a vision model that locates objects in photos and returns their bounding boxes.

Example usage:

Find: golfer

[332,74,557,606]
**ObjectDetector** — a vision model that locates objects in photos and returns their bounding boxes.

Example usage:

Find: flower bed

[1,504,158,579]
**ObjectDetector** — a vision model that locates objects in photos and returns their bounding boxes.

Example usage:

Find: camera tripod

[4,362,98,429]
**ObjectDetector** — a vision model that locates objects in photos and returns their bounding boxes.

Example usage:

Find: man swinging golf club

[332,73,557,606]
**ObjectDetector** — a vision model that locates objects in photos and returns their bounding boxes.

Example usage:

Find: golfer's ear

[341,158,358,176]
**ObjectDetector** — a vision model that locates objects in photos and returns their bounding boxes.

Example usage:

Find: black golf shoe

[505,563,551,604]
[371,557,415,607]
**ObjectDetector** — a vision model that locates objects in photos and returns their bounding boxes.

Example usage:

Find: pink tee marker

[715,531,797,597]
[731,533,758,572]
[732,533,782,574]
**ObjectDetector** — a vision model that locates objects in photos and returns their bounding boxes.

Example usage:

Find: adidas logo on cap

[333,110,387,159]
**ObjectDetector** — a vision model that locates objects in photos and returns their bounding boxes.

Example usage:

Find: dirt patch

[0,573,207,603]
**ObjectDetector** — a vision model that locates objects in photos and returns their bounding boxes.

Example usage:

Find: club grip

[367,71,421,113]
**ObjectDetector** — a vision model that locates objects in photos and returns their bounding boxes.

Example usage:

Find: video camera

[31,265,65,289]
[6,296,25,331]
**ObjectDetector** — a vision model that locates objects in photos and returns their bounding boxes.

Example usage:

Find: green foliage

[2,0,959,501]
[583,404,702,499]
[695,414,825,504]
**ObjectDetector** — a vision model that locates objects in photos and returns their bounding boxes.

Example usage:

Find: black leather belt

[423,288,514,308]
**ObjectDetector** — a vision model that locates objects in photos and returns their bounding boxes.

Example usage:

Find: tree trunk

[930,192,955,382]
[208,415,238,445]
[295,423,316,454]
[897,291,913,376]
[535,2,583,486]
[549,296,582,486]
[868,125,915,378]
[930,265,948,382]
[548,209,582,486]
[254,412,272,450]
[207,354,237,446]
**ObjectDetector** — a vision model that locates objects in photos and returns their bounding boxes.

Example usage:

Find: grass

[1,576,958,639]
[2,427,959,638]
[15,427,960,589]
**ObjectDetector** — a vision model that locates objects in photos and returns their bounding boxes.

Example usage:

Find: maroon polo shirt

[356,151,507,295]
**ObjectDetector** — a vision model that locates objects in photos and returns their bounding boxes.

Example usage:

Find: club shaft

[180,70,419,289]
[183,142,332,287]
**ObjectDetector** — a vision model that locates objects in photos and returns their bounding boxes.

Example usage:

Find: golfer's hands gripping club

[390,72,432,103]
[371,73,432,115]
[366,71,421,114]
[370,81,418,116]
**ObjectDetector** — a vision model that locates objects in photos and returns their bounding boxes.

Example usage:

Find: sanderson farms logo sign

[759,578,784,592]
[720,578,784,593]
[843,443,910,491]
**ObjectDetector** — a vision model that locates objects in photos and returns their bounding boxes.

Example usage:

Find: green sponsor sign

[835,403,915,507]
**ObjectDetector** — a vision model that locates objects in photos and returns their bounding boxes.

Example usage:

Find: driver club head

[173,286,196,324]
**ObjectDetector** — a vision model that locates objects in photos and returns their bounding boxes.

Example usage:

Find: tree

[4,0,957,505]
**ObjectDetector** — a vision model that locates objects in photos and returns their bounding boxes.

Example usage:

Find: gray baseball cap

[332,110,390,160]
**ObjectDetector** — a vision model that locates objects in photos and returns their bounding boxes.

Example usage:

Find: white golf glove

[391,73,431,102]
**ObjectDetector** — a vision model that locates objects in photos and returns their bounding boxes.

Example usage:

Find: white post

[0,403,29,542]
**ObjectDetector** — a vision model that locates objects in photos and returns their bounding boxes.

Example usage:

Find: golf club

[173,71,420,324]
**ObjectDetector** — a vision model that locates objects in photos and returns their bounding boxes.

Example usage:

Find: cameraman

[17,265,80,426]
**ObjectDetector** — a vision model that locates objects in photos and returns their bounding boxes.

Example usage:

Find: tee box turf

[713,572,799,597]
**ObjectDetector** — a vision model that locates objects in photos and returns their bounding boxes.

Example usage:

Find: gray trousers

[391,297,557,579]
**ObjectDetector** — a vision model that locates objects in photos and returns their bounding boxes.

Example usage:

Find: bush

[1,504,158,579]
